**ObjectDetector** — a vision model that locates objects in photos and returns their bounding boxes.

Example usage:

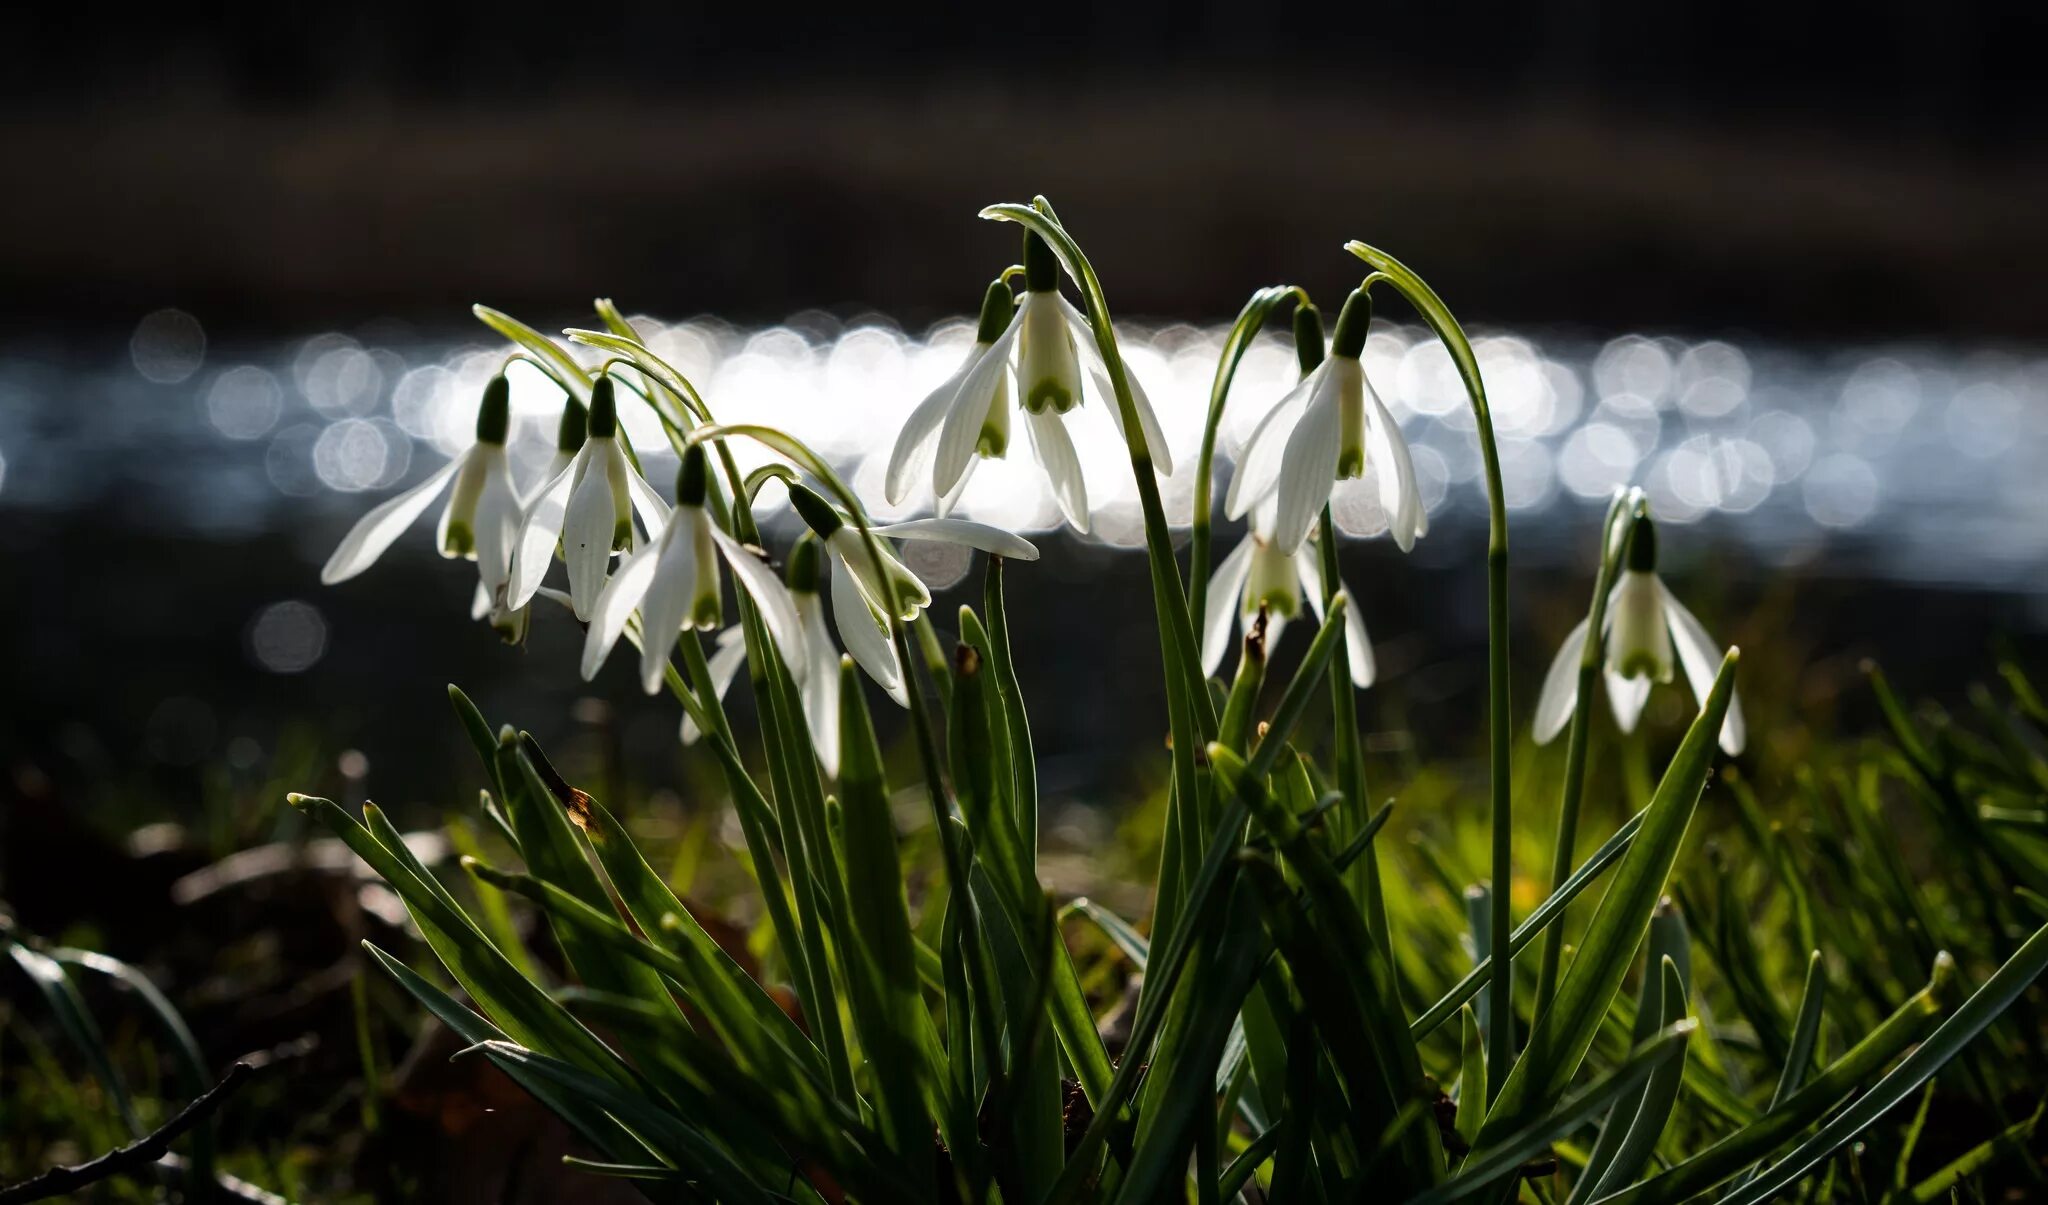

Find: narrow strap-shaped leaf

[1568,902,1689,1199]
[579,796,822,1085]
[474,1041,777,1205]
[288,794,632,1084]
[1473,650,1737,1157]
[1406,1021,1697,1205]
[51,946,215,1196]
[1597,953,1953,1205]
[1713,921,2048,1205]
[1905,1093,2046,1202]
[836,656,942,1192]
[360,943,662,1172]
[1411,807,1649,1040]
[4,940,140,1135]
[473,304,592,399]
[1578,958,1691,1200]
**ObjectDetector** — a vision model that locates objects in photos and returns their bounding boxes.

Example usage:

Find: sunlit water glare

[6,308,2048,597]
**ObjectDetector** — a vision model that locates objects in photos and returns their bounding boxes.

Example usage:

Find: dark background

[9,2,2048,336]
[5,2,2047,840]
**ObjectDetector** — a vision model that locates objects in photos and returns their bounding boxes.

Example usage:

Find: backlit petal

[1270,377,1343,553]
[1659,581,1745,755]
[1225,364,1322,520]
[934,321,1020,497]
[1534,617,1591,743]
[1201,534,1257,677]
[872,518,1039,561]
[579,541,661,681]
[506,456,578,608]
[1024,407,1090,533]
[831,555,905,705]
[319,451,465,584]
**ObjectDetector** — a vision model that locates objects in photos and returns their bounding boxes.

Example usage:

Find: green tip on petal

[677,443,708,507]
[1331,288,1373,360]
[1625,512,1658,572]
[587,376,618,438]
[556,396,588,454]
[787,533,821,592]
[475,376,511,445]
[975,278,1015,344]
[1292,301,1326,376]
[1022,230,1059,293]
[788,483,844,538]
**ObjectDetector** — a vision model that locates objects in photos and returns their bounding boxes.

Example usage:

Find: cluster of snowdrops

[291,198,2047,1204]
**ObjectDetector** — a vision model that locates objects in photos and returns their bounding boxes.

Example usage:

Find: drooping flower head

[1534,508,1746,755]
[787,483,1037,705]
[885,277,1014,513]
[1203,302,1374,688]
[893,232,1174,532]
[507,374,668,620]
[1226,287,1425,555]
[581,443,803,696]
[321,374,522,604]
[678,533,846,776]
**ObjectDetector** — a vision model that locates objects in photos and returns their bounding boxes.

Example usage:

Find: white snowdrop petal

[887,354,976,506]
[506,458,578,609]
[831,556,905,705]
[1201,534,1257,677]
[563,461,620,620]
[319,452,465,585]
[714,528,806,675]
[1225,366,1321,520]
[872,518,1039,562]
[934,323,1019,497]
[1024,407,1090,534]
[1534,617,1591,743]
[580,542,661,682]
[1271,384,1343,554]
[1659,581,1745,755]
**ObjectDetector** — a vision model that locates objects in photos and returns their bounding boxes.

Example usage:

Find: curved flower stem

[981,199,1217,742]
[1188,283,1308,626]
[1346,239,1515,1097]
[1533,491,1637,1023]
[1319,507,1391,958]
[983,197,1222,953]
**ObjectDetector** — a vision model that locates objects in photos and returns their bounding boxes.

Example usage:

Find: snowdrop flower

[884,278,1011,514]
[468,394,588,643]
[506,375,669,621]
[1533,510,1746,755]
[580,444,804,696]
[322,375,522,600]
[787,483,1038,705]
[908,233,1173,532]
[1201,497,1374,688]
[682,536,845,775]
[1226,288,1425,555]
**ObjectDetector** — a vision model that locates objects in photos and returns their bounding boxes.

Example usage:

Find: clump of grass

[264,196,2048,1203]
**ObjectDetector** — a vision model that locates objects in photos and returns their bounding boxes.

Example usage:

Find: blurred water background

[6,2,2048,829]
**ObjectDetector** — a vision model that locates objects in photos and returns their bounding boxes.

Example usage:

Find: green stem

[1320,507,1391,961]
[1188,284,1305,626]
[1347,240,1514,1097]
[1534,492,1635,1022]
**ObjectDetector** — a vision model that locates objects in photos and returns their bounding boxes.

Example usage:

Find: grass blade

[1473,649,1736,1159]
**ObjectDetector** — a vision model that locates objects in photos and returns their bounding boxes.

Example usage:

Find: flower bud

[975,279,1015,345]
[555,396,588,455]
[788,483,845,538]
[676,443,708,508]
[475,375,511,445]
[786,533,822,594]
[1330,288,1373,360]
[1022,230,1059,293]
[1293,302,1326,376]
[1624,512,1658,573]
[587,376,618,439]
